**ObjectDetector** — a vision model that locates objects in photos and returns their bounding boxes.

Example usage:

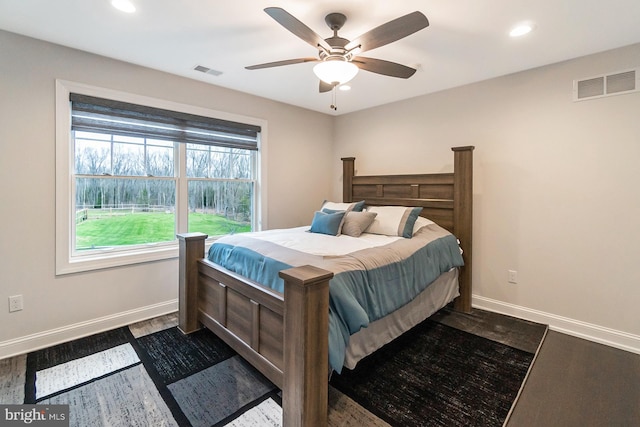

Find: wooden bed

[177,145,474,426]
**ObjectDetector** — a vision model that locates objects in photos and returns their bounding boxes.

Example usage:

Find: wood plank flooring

[432,306,640,426]
[506,330,640,426]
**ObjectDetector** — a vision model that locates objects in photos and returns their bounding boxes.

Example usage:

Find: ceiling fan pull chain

[330,86,337,110]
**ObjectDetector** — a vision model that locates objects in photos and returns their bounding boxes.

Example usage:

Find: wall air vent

[193,65,223,76]
[574,68,638,101]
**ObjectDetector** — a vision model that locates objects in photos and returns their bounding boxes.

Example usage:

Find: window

[56,81,267,274]
[74,132,178,250]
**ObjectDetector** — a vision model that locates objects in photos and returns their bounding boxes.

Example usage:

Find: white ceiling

[2,0,640,115]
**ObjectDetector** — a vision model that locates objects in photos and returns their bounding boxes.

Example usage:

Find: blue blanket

[208,225,464,372]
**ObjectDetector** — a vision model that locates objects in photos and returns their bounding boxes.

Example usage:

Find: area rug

[20,325,281,427]
[1,312,543,426]
[330,319,536,426]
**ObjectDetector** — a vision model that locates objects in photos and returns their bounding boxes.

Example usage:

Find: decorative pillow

[309,210,347,236]
[341,211,378,237]
[320,208,343,214]
[364,206,424,238]
[320,200,366,212]
[412,216,435,235]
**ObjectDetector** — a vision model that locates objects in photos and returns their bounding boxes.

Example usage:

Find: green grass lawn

[76,212,250,249]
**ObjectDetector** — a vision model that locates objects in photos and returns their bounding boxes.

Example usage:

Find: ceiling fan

[246,7,429,94]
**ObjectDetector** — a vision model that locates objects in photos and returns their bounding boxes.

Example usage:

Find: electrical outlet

[9,295,23,312]
[508,270,518,284]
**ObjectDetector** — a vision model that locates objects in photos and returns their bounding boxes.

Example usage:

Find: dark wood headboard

[341,146,474,313]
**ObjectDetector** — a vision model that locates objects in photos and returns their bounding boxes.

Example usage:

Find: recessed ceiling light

[111,0,136,13]
[339,85,351,91]
[509,22,534,37]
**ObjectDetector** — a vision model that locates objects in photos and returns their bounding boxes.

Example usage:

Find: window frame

[55,80,268,275]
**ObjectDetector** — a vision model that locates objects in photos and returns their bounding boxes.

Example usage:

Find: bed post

[280,265,334,427]
[451,146,474,313]
[177,232,208,334]
[342,157,355,203]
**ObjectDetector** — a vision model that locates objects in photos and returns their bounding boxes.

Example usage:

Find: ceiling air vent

[193,65,223,76]
[574,68,638,101]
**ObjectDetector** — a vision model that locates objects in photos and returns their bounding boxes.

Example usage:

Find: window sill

[56,244,179,275]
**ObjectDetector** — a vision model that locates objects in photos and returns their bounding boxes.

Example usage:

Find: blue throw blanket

[208,224,464,372]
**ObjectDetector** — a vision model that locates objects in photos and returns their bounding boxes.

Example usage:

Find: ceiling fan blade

[264,7,332,52]
[345,11,429,53]
[319,81,335,93]
[245,57,318,70]
[352,57,417,78]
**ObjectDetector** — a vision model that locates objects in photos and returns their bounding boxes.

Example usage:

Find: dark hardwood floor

[506,330,640,426]
[432,306,640,426]
[2,307,637,426]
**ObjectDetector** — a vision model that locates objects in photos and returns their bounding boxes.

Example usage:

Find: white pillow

[412,216,435,235]
[364,206,423,238]
[320,200,365,212]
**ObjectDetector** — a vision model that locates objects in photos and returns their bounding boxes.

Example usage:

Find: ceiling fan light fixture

[111,0,136,13]
[313,60,359,85]
[509,22,534,37]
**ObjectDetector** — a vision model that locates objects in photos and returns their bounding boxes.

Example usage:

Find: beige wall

[2,28,638,357]
[0,30,333,355]
[334,43,640,351]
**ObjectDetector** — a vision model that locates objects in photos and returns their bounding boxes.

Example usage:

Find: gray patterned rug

[0,310,546,426]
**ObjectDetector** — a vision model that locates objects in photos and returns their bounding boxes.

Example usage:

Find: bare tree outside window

[74,132,253,252]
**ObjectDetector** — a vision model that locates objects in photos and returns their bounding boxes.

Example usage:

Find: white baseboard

[0,300,178,360]
[473,295,640,355]
[3,296,638,360]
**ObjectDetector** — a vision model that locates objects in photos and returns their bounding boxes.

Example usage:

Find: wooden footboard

[177,233,333,426]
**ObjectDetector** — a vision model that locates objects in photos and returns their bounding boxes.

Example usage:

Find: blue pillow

[321,208,342,214]
[309,210,346,236]
[352,200,366,212]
